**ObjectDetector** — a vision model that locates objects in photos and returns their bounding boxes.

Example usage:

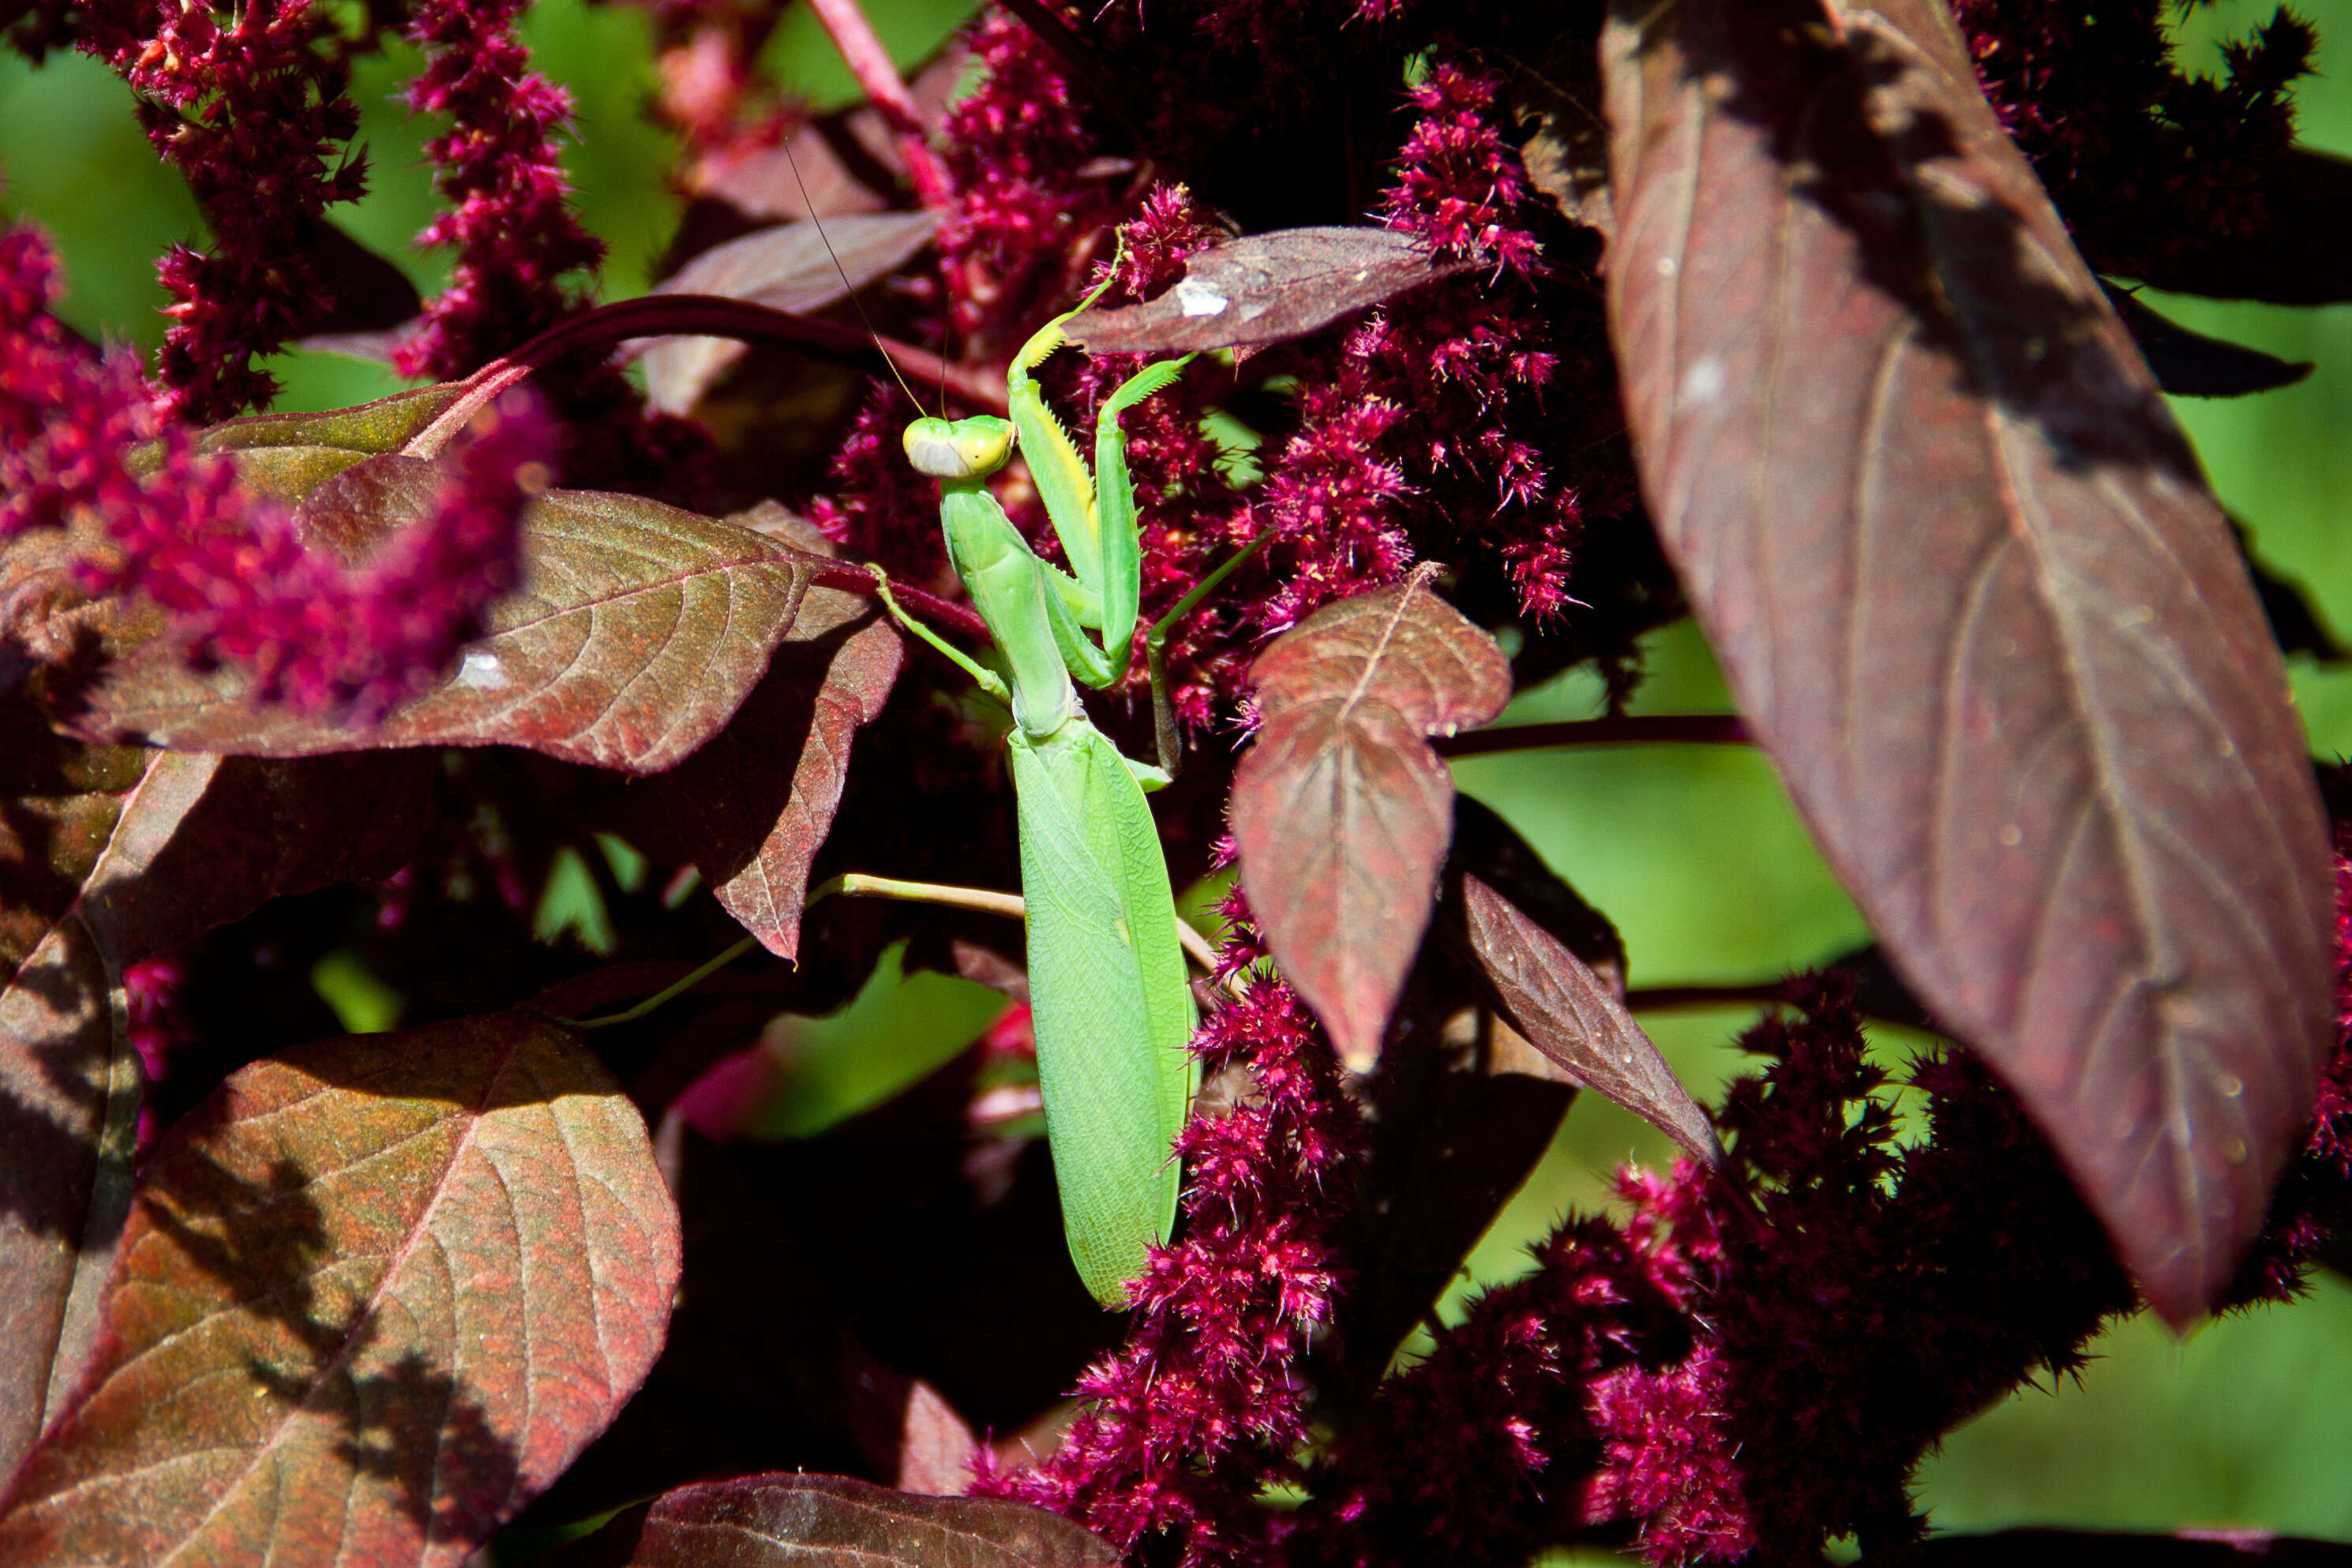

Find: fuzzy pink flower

[1,219,156,540]
[73,0,366,421]
[3,231,549,714]
[399,0,605,379]
[978,892,1363,1568]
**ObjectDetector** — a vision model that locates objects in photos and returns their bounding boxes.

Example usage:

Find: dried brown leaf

[1603,0,2335,1319]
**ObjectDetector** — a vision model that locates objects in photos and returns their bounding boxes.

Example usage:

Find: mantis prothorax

[868,268,1261,1307]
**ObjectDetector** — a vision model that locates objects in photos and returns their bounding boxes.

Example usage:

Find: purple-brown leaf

[1064,227,1473,354]
[0,699,429,1484]
[1602,0,2335,1319]
[0,1012,680,1566]
[642,571,902,961]
[642,212,940,415]
[1459,873,1720,1167]
[543,1474,1117,1568]
[1232,568,1512,1069]
[79,471,823,775]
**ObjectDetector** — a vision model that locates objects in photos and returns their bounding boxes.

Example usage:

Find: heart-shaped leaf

[1602,0,2335,1319]
[0,1011,680,1566]
[1457,872,1720,1168]
[542,1474,1116,1568]
[1232,567,1512,1069]
[0,691,429,1483]
[1065,227,1474,354]
[80,472,823,775]
[642,212,940,415]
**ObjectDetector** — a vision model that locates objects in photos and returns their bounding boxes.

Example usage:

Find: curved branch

[1434,713,1752,759]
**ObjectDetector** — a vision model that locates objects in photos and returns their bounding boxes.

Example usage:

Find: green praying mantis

[865,270,1259,1308]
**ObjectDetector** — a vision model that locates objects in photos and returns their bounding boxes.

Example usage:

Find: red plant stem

[1433,713,1753,757]
[406,293,1003,458]
[802,0,954,211]
[812,565,989,642]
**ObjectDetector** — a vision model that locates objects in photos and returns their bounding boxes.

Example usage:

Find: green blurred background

[8,0,2352,1549]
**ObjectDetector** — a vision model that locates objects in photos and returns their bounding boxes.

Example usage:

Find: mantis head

[904,415,1015,480]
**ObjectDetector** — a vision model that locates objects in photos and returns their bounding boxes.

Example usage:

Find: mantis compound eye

[904,415,1015,479]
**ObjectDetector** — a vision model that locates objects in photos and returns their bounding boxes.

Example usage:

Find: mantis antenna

[779,134,938,420]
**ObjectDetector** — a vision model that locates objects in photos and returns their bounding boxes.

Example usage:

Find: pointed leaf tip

[1457,872,1720,1168]
[1232,568,1511,1069]
[1601,0,2335,1319]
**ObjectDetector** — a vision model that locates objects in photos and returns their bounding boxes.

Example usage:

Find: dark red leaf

[1232,567,1512,1069]
[1063,228,1474,354]
[544,1474,1116,1568]
[0,1011,680,1566]
[641,212,940,415]
[638,564,902,959]
[2102,285,2312,399]
[297,220,425,338]
[1602,0,2335,1319]
[1458,872,1720,1167]
[80,473,823,775]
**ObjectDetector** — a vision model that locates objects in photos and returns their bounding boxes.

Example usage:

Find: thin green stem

[561,936,760,1030]
[808,871,1225,977]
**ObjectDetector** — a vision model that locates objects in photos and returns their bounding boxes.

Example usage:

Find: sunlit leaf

[1232,567,1512,1069]
[542,1474,1116,1567]
[1602,0,2335,1319]
[133,385,469,505]
[81,472,824,775]
[0,1012,680,1566]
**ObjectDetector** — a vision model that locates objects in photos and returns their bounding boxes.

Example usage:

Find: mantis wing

[1007,718,1199,1307]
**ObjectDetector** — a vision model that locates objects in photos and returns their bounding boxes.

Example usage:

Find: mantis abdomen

[1007,719,1197,1304]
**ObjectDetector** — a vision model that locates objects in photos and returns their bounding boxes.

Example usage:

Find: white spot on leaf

[457,648,511,690]
[1174,278,1230,317]
[1678,355,1727,408]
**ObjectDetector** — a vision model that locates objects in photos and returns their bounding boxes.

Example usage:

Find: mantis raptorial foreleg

[868,276,1270,1306]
